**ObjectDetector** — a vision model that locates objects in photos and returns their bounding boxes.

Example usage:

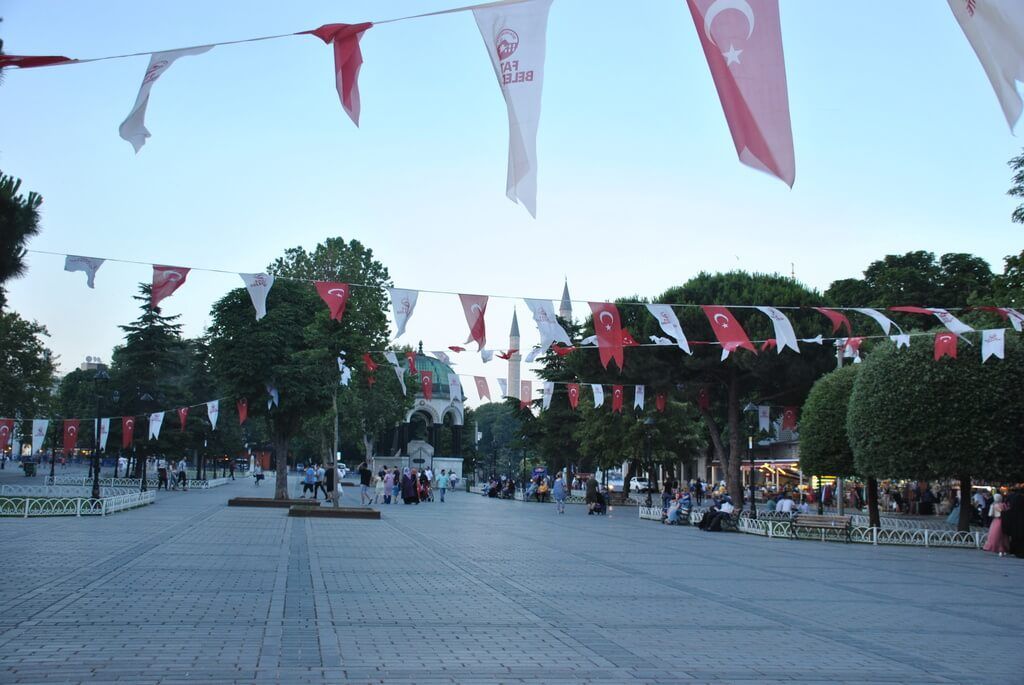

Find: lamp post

[743,403,757,518]
[92,370,110,499]
[139,391,156,493]
[643,416,656,507]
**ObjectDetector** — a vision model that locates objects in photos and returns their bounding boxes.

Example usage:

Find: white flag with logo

[542,381,554,410]
[119,46,213,152]
[853,308,901,335]
[148,412,164,440]
[525,298,572,361]
[474,0,553,217]
[432,351,452,366]
[449,374,463,403]
[389,288,419,338]
[497,378,508,397]
[592,384,604,408]
[982,328,1005,362]
[948,0,1024,130]
[645,304,692,354]
[98,418,110,451]
[890,334,911,349]
[757,405,771,433]
[633,385,645,410]
[207,400,220,430]
[384,352,407,395]
[930,308,975,340]
[756,306,800,353]
[64,256,105,288]
[240,273,274,320]
[31,419,49,454]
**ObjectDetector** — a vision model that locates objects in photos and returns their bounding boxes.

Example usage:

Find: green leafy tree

[847,334,1024,531]
[474,401,521,478]
[0,311,57,436]
[0,172,42,308]
[990,250,1024,307]
[1009,148,1024,225]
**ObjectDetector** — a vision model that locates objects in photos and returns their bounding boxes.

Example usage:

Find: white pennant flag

[389,288,419,338]
[853,308,901,335]
[481,349,495,363]
[542,381,554,410]
[98,418,110,451]
[800,335,824,345]
[580,335,598,346]
[592,384,604,408]
[384,352,407,395]
[207,400,220,430]
[982,329,1005,362]
[338,352,353,387]
[266,384,279,409]
[645,304,692,354]
[240,273,274,320]
[633,385,645,410]
[890,334,911,349]
[449,374,463,403]
[757,405,771,433]
[432,351,452,365]
[525,298,572,358]
[756,306,800,353]
[650,335,674,346]
[119,46,213,152]
[930,308,975,340]
[948,0,1024,130]
[31,419,48,454]
[1004,308,1024,332]
[64,256,105,288]
[497,378,508,397]
[474,0,553,217]
[148,412,164,440]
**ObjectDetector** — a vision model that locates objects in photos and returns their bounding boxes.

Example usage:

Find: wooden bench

[790,514,852,542]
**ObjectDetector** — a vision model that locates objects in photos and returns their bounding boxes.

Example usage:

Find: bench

[790,514,852,542]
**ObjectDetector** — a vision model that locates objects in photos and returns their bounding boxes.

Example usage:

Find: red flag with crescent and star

[315,282,352,321]
[814,307,852,335]
[405,352,418,375]
[305,23,374,126]
[686,0,795,187]
[474,376,491,400]
[702,305,757,358]
[459,294,489,350]
[237,398,248,425]
[589,302,625,371]
[63,419,80,454]
[0,54,76,69]
[611,385,625,413]
[421,371,434,400]
[552,344,576,356]
[151,265,190,309]
[0,419,12,452]
[656,392,667,413]
[934,333,958,361]
[781,406,798,430]
[567,383,581,410]
[177,407,189,432]
[122,416,136,449]
[362,354,378,373]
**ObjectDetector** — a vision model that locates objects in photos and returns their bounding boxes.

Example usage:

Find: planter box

[228,498,320,508]
[288,505,380,519]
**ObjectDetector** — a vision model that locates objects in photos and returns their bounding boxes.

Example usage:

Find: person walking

[585,476,599,515]
[315,464,328,500]
[358,462,373,505]
[157,457,169,491]
[253,463,263,486]
[553,474,567,514]
[301,464,316,499]
[401,468,418,504]
[374,472,386,503]
[391,467,401,505]
[176,457,188,491]
[983,493,1010,557]
[436,469,450,503]
[382,469,394,505]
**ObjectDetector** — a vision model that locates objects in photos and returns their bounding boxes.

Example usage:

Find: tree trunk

[725,370,743,507]
[273,436,290,500]
[867,476,880,528]
[623,459,637,497]
[957,473,972,532]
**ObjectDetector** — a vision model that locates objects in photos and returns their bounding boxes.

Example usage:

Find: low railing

[46,476,232,489]
[0,484,131,498]
[0,490,155,518]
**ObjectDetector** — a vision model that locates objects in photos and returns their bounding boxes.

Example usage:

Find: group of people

[155,457,189,491]
[974,490,1023,558]
[372,465,457,506]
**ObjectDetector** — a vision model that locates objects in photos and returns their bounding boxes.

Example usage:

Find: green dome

[410,354,458,401]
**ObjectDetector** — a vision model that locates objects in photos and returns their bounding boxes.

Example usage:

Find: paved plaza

[0,472,1021,684]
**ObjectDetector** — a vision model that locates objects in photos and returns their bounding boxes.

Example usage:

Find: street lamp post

[743,403,758,518]
[92,370,110,499]
[643,416,656,507]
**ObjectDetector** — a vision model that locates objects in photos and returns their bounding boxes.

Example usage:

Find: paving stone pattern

[0,470,1021,684]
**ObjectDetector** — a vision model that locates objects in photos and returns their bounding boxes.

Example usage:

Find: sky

[1,0,1022,407]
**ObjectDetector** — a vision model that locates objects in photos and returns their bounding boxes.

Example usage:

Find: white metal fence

[0,490,156,518]
[46,476,232,489]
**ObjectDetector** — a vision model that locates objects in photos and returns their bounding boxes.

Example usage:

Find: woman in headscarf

[982,493,1010,556]
[401,467,419,505]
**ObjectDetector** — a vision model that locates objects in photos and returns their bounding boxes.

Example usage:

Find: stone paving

[0,468,1021,684]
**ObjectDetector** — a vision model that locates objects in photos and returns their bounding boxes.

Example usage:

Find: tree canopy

[0,172,42,308]
[798,365,858,478]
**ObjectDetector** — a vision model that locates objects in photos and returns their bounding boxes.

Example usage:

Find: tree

[847,334,1024,531]
[0,311,56,429]
[1009,148,1024,225]
[991,250,1024,308]
[0,172,43,308]
[474,401,521,478]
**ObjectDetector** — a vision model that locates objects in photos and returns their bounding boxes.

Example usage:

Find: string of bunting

[4,0,1023,216]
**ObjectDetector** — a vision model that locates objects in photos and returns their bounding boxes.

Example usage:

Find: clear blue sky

[2,0,1021,403]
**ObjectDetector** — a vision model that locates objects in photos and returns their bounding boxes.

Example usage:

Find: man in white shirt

[777,493,795,514]
[719,499,735,514]
[176,458,188,491]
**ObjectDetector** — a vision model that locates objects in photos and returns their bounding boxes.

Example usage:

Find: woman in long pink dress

[983,493,1010,556]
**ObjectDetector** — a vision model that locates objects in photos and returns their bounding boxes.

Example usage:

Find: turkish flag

[934,333,958,360]
[552,344,576,356]
[976,306,1024,332]
[843,337,863,358]
[237,398,248,425]
[0,419,12,452]
[890,306,974,338]
[151,265,190,309]
[760,339,777,352]
[567,383,581,410]
[655,392,667,413]
[520,381,532,409]
[611,385,624,413]
[63,419,80,454]
[362,353,378,373]
[459,294,488,350]
[405,352,418,375]
[315,282,351,321]
[781,406,798,430]
[305,23,374,126]
[589,302,625,371]
[421,371,434,400]
[474,376,491,400]
[702,306,756,357]
[686,0,795,186]
[448,346,467,353]
[814,307,852,335]
[496,349,519,360]
[177,407,189,431]
[697,387,711,411]
[0,54,75,69]
[621,329,640,346]
[122,416,136,449]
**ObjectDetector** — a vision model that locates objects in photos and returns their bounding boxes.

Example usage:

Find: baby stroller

[591,492,607,515]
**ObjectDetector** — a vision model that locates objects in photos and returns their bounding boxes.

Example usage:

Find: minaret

[559,280,573,322]
[508,309,521,401]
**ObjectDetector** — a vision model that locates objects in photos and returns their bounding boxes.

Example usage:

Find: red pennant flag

[655,392,667,413]
[122,416,136,449]
[844,337,863,357]
[421,371,434,400]
[306,23,374,126]
[496,349,519,360]
[760,338,777,352]
[781,406,798,430]
[621,329,640,346]
[237,398,248,425]
[459,294,489,350]
[552,345,576,356]
[0,55,76,69]
[362,353,378,373]
[315,282,351,321]
[814,307,852,335]
[702,306,757,357]
[934,333,958,360]
[405,352,418,375]
[686,0,795,187]
[611,385,625,413]
[448,346,467,353]
[589,302,625,371]
[177,407,189,432]
[63,419,80,454]
[697,387,711,411]
[474,376,491,400]
[0,419,13,452]
[151,265,190,309]
[519,380,532,409]
[567,383,581,410]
